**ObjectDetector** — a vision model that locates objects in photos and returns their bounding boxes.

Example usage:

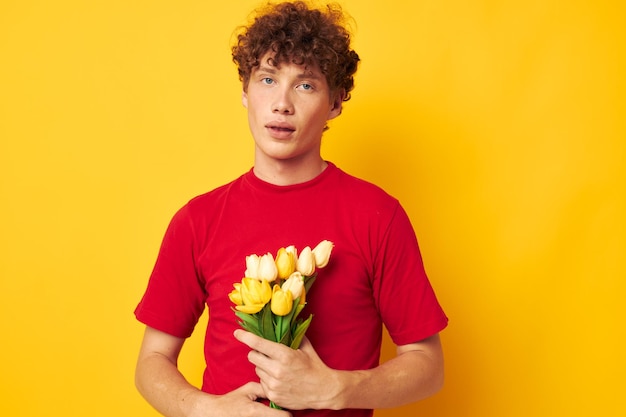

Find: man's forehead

[255,52,322,77]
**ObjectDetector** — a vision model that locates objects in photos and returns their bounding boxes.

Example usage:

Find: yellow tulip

[275,247,296,279]
[236,304,265,315]
[282,272,304,299]
[296,246,315,276]
[271,284,293,316]
[312,240,334,268]
[236,277,272,314]
[228,283,243,305]
[258,253,278,282]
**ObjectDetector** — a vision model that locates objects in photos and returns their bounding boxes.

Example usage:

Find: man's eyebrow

[255,65,323,80]
[256,65,278,74]
[298,71,323,80]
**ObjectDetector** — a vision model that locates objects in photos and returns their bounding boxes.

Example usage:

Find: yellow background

[1,0,624,416]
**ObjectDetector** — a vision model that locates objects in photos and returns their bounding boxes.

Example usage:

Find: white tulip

[282,272,305,299]
[296,246,316,276]
[257,253,278,282]
[245,254,260,278]
[312,240,334,268]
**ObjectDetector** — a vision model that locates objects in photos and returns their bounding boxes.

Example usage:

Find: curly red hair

[232,1,360,100]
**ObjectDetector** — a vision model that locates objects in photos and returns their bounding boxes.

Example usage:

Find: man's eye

[300,83,313,90]
[261,77,274,84]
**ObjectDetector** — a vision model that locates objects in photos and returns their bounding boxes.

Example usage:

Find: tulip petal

[296,246,315,276]
[258,253,278,282]
[282,272,304,299]
[228,289,243,306]
[235,303,264,314]
[245,254,260,279]
[276,247,296,279]
[270,284,293,317]
[312,240,334,268]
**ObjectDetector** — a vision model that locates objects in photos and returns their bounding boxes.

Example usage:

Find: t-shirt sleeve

[373,203,448,345]
[134,205,206,338]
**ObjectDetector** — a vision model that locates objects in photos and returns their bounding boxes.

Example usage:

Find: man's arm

[334,334,444,409]
[235,330,444,411]
[135,326,291,417]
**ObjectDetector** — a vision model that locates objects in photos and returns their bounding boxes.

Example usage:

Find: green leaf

[274,315,284,342]
[293,302,305,320]
[278,326,292,346]
[234,310,257,328]
[234,310,262,337]
[303,274,317,294]
[290,314,313,349]
[260,304,276,342]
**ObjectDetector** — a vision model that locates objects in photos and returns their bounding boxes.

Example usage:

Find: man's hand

[192,382,292,417]
[234,329,445,412]
[234,329,342,410]
[136,326,292,417]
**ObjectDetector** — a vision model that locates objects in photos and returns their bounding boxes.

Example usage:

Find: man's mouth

[266,122,296,137]
[266,122,295,132]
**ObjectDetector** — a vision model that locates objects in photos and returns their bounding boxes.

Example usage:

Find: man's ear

[328,90,345,119]
[242,90,248,108]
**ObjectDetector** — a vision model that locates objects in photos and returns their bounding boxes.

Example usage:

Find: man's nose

[272,88,294,114]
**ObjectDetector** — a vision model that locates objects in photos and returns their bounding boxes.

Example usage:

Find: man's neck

[253,157,328,186]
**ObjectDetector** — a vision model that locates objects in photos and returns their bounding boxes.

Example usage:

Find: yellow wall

[1,1,624,416]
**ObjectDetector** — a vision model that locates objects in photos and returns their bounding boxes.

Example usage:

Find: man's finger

[237,381,266,401]
[234,329,282,355]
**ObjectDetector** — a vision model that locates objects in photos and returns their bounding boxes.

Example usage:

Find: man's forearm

[331,334,444,410]
[135,351,206,417]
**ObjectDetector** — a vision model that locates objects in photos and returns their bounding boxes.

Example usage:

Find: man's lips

[266,122,295,132]
[266,122,295,138]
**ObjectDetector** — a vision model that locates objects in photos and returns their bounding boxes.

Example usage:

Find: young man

[134,2,448,417]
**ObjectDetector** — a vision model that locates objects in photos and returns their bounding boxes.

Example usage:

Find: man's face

[242,52,343,168]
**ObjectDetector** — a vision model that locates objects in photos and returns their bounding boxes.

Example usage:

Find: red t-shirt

[135,162,448,417]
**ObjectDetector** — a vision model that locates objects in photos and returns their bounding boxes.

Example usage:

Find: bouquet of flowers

[228,240,333,408]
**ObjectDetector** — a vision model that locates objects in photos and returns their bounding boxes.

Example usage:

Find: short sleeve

[373,203,448,345]
[134,205,207,338]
